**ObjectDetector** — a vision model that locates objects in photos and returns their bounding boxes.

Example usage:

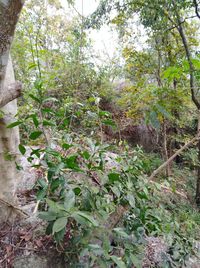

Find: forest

[1,0,200,267]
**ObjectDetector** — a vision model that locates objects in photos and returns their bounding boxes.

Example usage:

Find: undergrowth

[11,83,200,267]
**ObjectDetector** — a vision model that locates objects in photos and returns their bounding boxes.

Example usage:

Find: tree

[0,0,24,221]
[89,0,200,204]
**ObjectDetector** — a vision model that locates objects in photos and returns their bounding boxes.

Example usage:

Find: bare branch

[0,81,22,107]
[193,0,200,19]
[149,134,200,180]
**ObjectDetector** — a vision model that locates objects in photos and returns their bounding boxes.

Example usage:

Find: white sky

[61,0,119,62]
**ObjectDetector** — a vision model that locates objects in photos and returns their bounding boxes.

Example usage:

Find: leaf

[36,188,47,200]
[110,256,126,268]
[102,119,116,127]
[64,189,76,211]
[38,179,48,189]
[28,63,37,70]
[34,79,43,90]
[29,94,41,103]
[126,193,135,207]
[155,104,171,119]
[64,155,80,170]
[39,211,57,221]
[99,111,110,117]
[53,217,68,234]
[72,211,98,227]
[62,143,73,150]
[81,150,90,160]
[113,228,130,239]
[130,254,142,268]
[7,121,22,128]
[108,173,120,183]
[111,186,121,198]
[54,228,66,242]
[43,120,55,126]
[43,97,59,103]
[50,179,61,192]
[18,144,26,155]
[29,131,43,140]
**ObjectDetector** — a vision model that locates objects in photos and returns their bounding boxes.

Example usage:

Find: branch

[193,0,200,19]
[0,81,22,107]
[0,197,29,218]
[149,134,200,180]
[149,181,188,199]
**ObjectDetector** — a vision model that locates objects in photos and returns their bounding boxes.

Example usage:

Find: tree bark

[0,56,21,221]
[170,2,200,204]
[0,0,24,221]
[162,121,171,177]
[196,111,200,205]
[0,80,22,108]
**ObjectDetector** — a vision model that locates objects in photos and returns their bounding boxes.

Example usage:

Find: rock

[14,254,65,268]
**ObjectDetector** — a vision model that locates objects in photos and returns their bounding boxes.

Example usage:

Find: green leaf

[126,193,135,207]
[39,211,57,221]
[80,150,90,160]
[43,97,59,103]
[99,111,110,117]
[38,179,48,189]
[74,187,81,195]
[7,121,22,128]
[28,63,37,70]
[130,254,142,268]
[113,228,130,239]
[110,256,126,268]
[108,173,120,183]
[43,120,55,126]
[155,104,171,119]
[53,217,68,234]
[102,119,116,127]
[29,94,41,104]
[50,179,61,192]
[18,144,26,155]
[64,155,80,170]
[72,211,98,227]
[29,131,43,140]
[31,114,39,127]
[54,228,66,242]
[36,188,47,200]
[64,189,76,211]
[34,79,43,90]
[62,143,73,150]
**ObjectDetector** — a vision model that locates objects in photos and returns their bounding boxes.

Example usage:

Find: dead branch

[149,134,200,181]
[0,197,29,218]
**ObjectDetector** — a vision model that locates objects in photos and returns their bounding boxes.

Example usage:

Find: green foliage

[11,0,200,267]
[18,92,200,266]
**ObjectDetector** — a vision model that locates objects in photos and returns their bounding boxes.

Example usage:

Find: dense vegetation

[6,0,200,266]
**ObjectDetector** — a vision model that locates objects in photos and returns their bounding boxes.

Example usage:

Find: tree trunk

[0,0,24,221]
[0,56,20,221]
[162,121,171,177]
[196,111,200,204]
